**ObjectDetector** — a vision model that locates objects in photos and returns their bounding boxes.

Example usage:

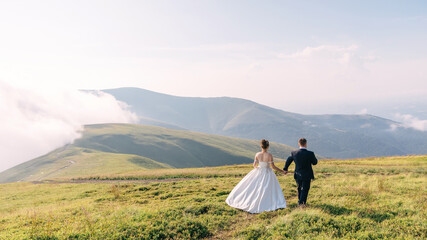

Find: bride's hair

[261,139,269,149]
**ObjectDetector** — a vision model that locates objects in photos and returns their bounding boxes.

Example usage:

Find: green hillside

[0,155,425,239]
[0,124,295,183]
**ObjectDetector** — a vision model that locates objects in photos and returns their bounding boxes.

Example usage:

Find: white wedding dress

[226,161,287,213]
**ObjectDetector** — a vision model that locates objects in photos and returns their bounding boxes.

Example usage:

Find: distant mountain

[103,87,427,158]
[0,124,294,183]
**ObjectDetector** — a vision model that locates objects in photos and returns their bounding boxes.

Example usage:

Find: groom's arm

[311,152,318,165]
[284,155,294,171]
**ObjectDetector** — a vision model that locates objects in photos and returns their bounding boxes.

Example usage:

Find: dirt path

[31,177,198,184]
[36,160,76,181]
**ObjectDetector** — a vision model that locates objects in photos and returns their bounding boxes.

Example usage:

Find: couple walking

[226,138,318,213]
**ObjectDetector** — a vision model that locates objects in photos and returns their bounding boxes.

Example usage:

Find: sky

[0,0,427,171]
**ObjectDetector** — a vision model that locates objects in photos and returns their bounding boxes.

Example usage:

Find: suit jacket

[284,148,318,180]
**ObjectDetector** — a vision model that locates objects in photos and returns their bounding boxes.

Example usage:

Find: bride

[226,139,287,213]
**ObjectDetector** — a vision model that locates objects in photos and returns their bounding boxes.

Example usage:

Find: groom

[283,138,318,207]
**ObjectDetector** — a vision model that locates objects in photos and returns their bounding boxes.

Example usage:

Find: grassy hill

[0,155,425,239]
[103,87,427,159]
[0,124,295,183]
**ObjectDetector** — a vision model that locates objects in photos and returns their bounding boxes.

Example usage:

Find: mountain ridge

[103,87,427,159]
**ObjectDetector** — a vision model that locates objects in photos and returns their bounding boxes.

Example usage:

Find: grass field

[0,155,426,239]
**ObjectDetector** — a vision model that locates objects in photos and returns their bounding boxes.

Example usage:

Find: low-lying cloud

[395,113,427,132]
[0,82,138,172]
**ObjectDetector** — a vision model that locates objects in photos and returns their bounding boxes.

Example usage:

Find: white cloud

[153,43,256,52]
[279,44,358,59]
[277,44,379,70]
[0,82,138,172]
[394,113,427,131]
[389,123,400,132]
[357,108,368,115]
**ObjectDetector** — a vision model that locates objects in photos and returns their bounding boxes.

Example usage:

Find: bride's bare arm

[271,163,285,174]
[270,155,286,174]
[253,154,258,168]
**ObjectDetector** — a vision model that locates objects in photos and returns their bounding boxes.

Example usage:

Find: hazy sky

[0,1,427,171]
[1,1,426,113]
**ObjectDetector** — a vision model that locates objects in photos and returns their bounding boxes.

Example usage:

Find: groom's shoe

[298,203,307,208]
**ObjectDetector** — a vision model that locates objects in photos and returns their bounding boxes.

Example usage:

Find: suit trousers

[295,178,311,205]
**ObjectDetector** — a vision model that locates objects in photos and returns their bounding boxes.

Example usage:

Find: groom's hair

[299,138,307,146]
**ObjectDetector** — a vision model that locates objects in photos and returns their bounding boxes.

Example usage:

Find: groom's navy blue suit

[284,148,318,205]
